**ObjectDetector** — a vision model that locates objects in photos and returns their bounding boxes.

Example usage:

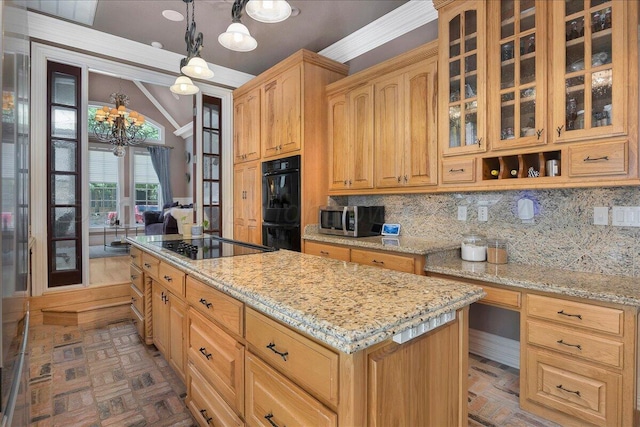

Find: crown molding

[17,9,255,88]
[319,0,438,64]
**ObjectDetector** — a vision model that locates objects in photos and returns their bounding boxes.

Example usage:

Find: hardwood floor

[89,255,130,286]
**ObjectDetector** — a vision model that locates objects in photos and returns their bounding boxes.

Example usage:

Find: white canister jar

[461,234,487,262]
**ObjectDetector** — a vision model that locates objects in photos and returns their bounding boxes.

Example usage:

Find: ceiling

[24,0,416,76]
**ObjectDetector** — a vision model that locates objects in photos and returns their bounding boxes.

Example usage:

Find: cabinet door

[243,161,260,228]
[232,165,245,226]
[233,87,260,163]
[168,294,186,382]
[278,65,302,155]
[348,84,375,189]
[328,94,350,191]
[374,73,405,188]
[489,0,548,150]
[439,1,487,156]
[262,78,279,157]
[404,60,438,186]
[551,0,629,143]
[152,283,168,356]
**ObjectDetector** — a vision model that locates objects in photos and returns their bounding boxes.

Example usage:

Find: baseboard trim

[469,328,520,369]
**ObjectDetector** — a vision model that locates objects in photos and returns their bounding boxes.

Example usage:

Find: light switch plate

[478,206,488,222]
[457,206,467,221]
[611,206,640,227]
[593,207,608,225]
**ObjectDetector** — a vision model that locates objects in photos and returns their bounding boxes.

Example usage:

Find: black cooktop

[150,236,276,260]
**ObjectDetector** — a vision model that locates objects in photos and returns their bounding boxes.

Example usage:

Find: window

[88,147,119,227]
[202,96,222,235]
[133,151,159,224]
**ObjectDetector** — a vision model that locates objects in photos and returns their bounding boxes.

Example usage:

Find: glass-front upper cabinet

[552,0,628,143]
[489,0,548,150]
[438,0,486,156]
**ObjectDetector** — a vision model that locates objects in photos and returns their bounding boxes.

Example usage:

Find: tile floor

[28,320,560,426]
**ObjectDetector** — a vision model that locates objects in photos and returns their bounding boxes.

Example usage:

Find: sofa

[143,210,178,235]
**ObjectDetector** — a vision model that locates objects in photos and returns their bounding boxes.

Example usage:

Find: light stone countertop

[425,250,640,307]
[302,225,458,255]
[128,235,484,354]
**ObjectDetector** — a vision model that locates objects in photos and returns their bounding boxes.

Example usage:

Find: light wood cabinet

[152,281,186,382]
[304,241,350,262]
[186,276,243,336]
[233,87,261,164]
[262,65,302,158]
[374,59,438,188]
[188,364,244,427]
[233,161,261,245]
[328,85,375,191]
[521,293,636,426]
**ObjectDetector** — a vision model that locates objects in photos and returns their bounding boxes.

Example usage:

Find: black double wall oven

[262,155,301,251]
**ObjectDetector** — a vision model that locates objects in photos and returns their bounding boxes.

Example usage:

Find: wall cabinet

[233,87,261,164]
[434,0,638,189]
[262,65,302,158]
[327,42,439,195]
[152,281,186,382]
[232,161,261,245]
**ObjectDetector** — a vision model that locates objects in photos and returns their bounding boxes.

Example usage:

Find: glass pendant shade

[246,0,291,23]
[218,22,258,52]
[170,75,199,95]
[181,57,214,79]
[113,145,126,158]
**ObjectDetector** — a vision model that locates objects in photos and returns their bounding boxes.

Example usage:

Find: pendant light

[219,0,258,52]
[245,0,291,23]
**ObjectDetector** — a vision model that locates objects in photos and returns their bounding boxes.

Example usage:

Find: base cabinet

[152,282,186,382]
[188,363,244,427]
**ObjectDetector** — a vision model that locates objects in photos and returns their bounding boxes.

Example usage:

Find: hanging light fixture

[171,0,213,95]
[245,0,291,23]
[219,0,258,52]
[93,92,146,157]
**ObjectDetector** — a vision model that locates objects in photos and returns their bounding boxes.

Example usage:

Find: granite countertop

[128,235,484,354]
[425,250,640,307]
[302,225,458,256]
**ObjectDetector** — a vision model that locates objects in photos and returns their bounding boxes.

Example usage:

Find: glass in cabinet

[439,1,486,156]
[490,0,548,150]
[552,0,627,142]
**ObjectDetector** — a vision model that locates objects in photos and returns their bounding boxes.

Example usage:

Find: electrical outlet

[478,206,488,222]
[457,206,467,221]
[593,207,608,225]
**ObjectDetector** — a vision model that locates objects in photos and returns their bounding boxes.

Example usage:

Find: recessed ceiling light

[162,9,184,22]
[151,41,163,49]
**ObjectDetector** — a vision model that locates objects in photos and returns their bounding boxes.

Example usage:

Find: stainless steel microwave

[318,206,385,237]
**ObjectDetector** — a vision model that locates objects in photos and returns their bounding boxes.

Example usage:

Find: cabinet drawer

[158,262,185,297]
[526,320,623,369]
[130,264,143,293]
[141,253,159,280]
[525,348,621,427]
[130,306,144,339]
[186,276,244,336]
[351,248,414,273]
[441,159,476,183]
[568,140,628,177]
[188,309,244,416]
[245,352,337,427]
[305,241,350,262]
[130,246,142,269]
[130,284,144,315]
[526,295,623,336]
[245,308,339,406]
[188,363,243,427]
[479,285,521,310]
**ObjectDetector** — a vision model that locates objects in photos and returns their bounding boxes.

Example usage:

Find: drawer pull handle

[556,384,581,397]
[131,297,136,303]
[199,298,212,309]
[199,347,212,360]
[264,413,280,427]
[557,310,582,320]
[130,275,137,280]
[266,342,288,361]
[161,292,168,303]
[449,168,464,173]
[372,259,385,265]
[130,254,136,259]
[583,155,609,162]
[199,409,213,424]
[319,250,329,255]
[556,339,582,350]
[144,263,151,268]
[163,275,173,282]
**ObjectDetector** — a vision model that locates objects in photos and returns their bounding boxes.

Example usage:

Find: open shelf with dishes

[482,150,561,180]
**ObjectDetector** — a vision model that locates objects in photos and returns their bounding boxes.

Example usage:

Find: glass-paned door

[492,0,547,149]
[441,1,486,156]
[553,0,625,142]
[202,96,221,235]
[47,62,82,287]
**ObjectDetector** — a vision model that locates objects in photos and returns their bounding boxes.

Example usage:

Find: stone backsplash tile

[346,187,640,277]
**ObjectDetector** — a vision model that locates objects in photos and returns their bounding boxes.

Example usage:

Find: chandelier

[171,0,214,95]
[93,92,146,157]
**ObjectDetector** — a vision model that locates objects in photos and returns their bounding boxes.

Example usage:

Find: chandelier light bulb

[181,57,214,79]
[246,0,291,23]
[219,22,257,52]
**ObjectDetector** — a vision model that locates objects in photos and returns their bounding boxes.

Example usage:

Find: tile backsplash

[344,186,640,277]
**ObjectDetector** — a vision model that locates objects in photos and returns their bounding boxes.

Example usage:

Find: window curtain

[147,146,173,206]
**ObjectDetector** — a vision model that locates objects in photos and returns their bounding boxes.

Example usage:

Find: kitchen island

[128,235,484,426]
